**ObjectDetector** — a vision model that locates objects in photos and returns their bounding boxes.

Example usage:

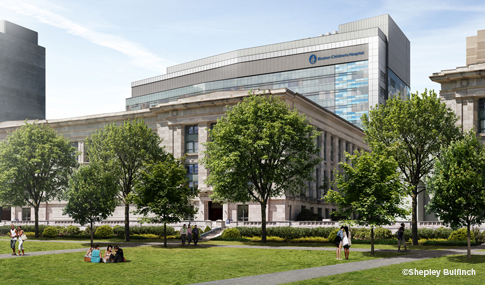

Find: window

[186,164,198,191]
[325,208,329,219]
[301,205,306,212]
[330,136,334,161]
[318,208,322,218]
[237,204,249,221]
[338,139,341,162]
[479,99,485,133]
[70,142,78,157]
[323,133,327,160]
[330,170,334,190]
[185,125,199,153]
[22,208,31,221]
[316,168,320,198]
[316,133,321,152]
[289,205,292,220]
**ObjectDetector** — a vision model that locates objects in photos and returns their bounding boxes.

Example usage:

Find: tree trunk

[164,222,167,248]
[124,203,130,242]
[467,222,471,260]
[34,205,39,238]
[90,220,94,246]
[261,202,267,243]
[411,191,418,245]
[371,227,375,256]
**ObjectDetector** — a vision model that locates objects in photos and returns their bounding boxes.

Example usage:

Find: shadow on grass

[445,254,485,264]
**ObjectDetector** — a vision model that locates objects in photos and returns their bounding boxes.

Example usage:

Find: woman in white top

[17,226,25,256]
[342,226,352,260]
[9,225,17,255]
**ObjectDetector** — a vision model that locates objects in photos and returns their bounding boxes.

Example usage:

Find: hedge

[351,238,398,245]
[112,225,175,237]
[449,228,475,242]
[423,240,480,246]
[222,228,241,238]
[236,227,337,239]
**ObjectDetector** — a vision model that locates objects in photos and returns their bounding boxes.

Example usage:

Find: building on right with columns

[430,29,485,139]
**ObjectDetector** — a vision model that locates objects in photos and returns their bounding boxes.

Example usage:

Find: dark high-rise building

[0,20,45,122]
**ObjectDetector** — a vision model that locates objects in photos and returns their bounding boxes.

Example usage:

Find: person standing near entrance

[9,225,17,255]
[180,224,188,246]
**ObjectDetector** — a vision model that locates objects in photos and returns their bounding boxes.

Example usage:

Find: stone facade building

[430,29,485,138]
[0,89,367,225]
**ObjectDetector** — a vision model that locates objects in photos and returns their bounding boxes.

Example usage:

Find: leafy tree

[325,150,406,255]
[133,155,198,247]
[201,94,321,243]
[427,131,485,259]
[63,163,118,245]
[86,119,166,242]
[361,89,461,245]
[0,122,78,237]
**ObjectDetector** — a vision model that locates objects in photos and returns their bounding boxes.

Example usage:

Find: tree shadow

[445,254,485,264]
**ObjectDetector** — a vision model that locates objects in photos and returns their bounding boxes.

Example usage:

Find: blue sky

[1,0,485,119]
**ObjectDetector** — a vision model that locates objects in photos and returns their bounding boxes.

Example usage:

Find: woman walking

[17,226,25,256]
[343,226,352,260]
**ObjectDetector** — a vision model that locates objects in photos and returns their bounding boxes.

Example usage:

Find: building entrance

[208,201,223,221]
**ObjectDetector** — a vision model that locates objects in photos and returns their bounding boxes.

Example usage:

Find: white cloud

[0,0,174,73]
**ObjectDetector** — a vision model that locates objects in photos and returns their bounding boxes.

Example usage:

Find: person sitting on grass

[102,245,113,263]
[109,246,124,263]
[85,245,94,261]
[91,244,101,263]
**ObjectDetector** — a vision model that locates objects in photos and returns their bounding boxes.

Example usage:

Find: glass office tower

[128,14,410,128]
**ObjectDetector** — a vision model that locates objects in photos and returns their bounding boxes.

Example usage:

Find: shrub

[374,227,392,239]
[204,226,212,233]
[222,228,241,238]
[42,226,58,238]
[352,228,371,239]
[472,227,485,244]
[434,227,453,239]
[66,225,81,236]
[351,239,397,245]
[449,228,475,241]
[212,236,251,242]
[295,209,323,221]
[290,237,328,243]
[327,228,340,243]
[403,229,412,241]
[95,225,113,238]
[83,226,97,236]
[113,225,124,236]
[417,228,435,239]
[246,236,285,242]
[25,232,35,237]
[55,226,67,235]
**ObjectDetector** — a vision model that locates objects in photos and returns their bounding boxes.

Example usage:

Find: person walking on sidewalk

[9,225,17,256]
[17,226,25,256]
[180,224,188,246]
[192,225,199,245]
[397,223,408,252]
[187,225,193,246]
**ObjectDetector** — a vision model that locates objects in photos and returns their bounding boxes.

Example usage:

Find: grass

[287,254,485,284]
[0,246,404,284]
[0,240,90,254]
[202,240,466,251]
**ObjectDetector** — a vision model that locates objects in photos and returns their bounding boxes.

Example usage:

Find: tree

[133,155,198,247]
[325,150,407,255]
[361,89,461,245]
[427,131,485,259]
[0,122,78,237]
[201,93,321,243]
[63,163,118,245]
[86,119,166,242]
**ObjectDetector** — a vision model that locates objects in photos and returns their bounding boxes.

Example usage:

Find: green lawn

[202,240,466,251]
[287,254,485,284]
[0,240,89,254]
[0,246,404,284]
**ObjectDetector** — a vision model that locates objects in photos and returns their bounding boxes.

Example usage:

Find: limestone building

[430,29,485,138]
[0,89,367,224]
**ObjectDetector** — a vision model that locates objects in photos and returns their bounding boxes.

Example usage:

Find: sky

[1,0,485,119]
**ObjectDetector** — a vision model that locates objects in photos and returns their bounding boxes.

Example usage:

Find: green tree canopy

[0,122,78,237]
[133,155,198,247]
[427,131,485,259]
[63,163,118,245]
[361,89,461,245]
[86,119,167,241]
[325,150,406,255]
[201,93,321,242]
